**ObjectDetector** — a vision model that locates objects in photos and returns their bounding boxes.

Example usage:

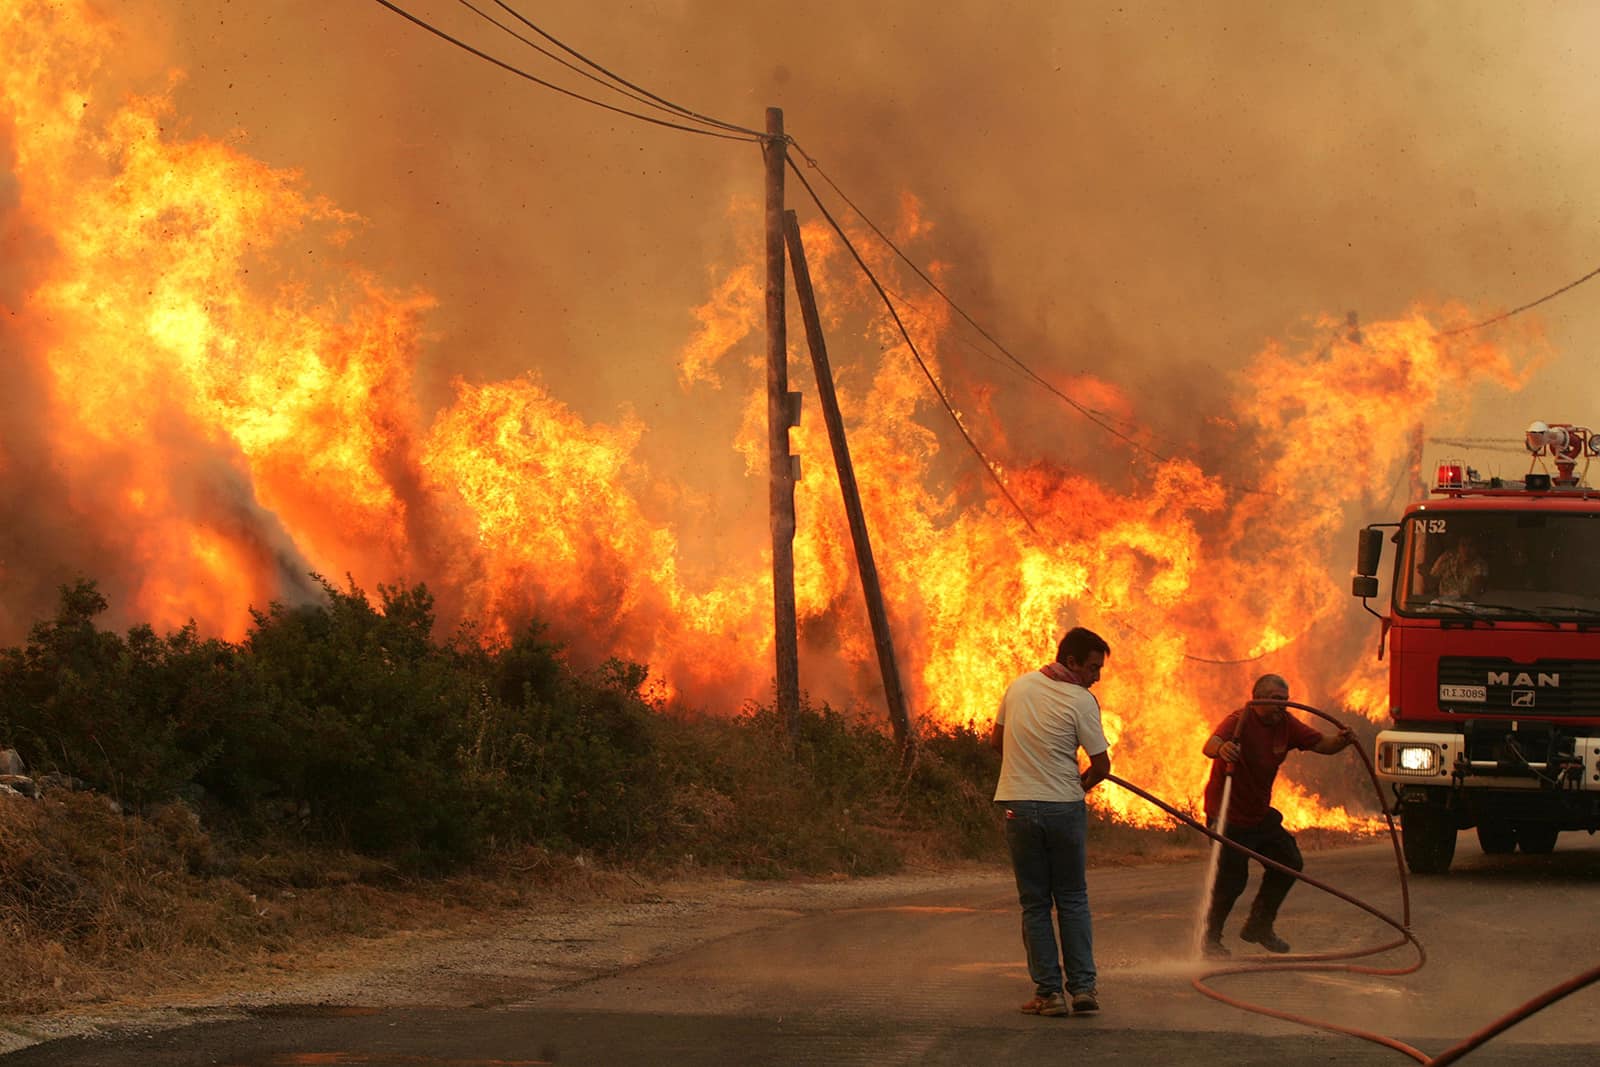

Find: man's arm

[1203,710,1242,762]
[990,723,1005,753]
[1080,749,1111,793]
[1311,728,1355,755]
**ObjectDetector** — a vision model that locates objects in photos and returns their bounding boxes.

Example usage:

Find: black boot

[1239,908,1290,953]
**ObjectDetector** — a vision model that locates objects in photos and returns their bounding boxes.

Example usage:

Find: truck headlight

[1399,745,1438,772]
[1384,742,1442,775]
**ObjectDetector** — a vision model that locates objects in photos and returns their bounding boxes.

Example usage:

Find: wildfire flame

[0,1,1539,829]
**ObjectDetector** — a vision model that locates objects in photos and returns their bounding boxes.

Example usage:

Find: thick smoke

[120,2,1600,454]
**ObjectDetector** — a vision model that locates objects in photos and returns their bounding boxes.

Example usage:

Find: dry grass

[0,795,619,1016]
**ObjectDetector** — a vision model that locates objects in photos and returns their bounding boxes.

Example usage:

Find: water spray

[1191,711,1245,956]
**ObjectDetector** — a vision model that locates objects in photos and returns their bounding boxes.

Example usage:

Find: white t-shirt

[993,670,1109,803]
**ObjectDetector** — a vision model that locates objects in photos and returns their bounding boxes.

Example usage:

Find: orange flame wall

[0,1,1539,827]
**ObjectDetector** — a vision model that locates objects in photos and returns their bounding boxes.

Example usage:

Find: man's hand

[1313,727,1356,755]
[1216,740,1242,763]
[1081,750,1112,792]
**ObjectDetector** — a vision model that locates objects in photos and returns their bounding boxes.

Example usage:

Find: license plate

[1440,685,1486,702]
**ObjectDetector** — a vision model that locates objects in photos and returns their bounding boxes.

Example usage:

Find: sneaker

[1201,938,1231,959]
[1069,989,1100,1014]
[1240,924,1291,954]
[1020,991,1069,1016]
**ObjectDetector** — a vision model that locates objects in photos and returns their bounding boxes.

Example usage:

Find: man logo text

[1487,672,1560,688]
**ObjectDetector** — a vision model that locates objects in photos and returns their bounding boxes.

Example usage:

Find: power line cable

[788,140,1176,462]
[787,140,1284,502]
[786,155,1269,666]
[368,0,760,142]
[789,143,1600,498]
[783,155,1039,535]
[452,0,726,127]
[882,284,1204,456]
[486,0,763,138]
[1434,263,1600,338]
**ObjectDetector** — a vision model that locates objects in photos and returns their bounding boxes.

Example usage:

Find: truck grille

[1437,657,1600,717]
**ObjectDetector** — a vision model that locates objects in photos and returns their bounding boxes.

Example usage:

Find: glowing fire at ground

[0,1,1539,829]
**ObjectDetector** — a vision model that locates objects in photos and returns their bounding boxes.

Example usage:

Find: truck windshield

[1397,511,1600,619]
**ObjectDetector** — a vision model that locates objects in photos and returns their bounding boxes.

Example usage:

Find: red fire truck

[1353,420,1600,874]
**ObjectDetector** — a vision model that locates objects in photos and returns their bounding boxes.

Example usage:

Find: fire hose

[1103,698,1600,1064]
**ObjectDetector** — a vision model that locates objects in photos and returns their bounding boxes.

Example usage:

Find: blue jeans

[999,800,1096,996]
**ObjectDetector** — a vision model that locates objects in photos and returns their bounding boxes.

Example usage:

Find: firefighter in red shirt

[1200,674,1352,957]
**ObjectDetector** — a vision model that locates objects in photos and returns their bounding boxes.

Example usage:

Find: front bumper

[1375,727,1600,818]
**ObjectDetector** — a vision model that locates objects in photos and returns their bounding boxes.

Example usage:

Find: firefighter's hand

[1337,728,1356,752]
[1217,740,1242,763]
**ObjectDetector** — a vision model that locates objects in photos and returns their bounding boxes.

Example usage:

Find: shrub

[0,581,239,805]
[0,580,1007,877]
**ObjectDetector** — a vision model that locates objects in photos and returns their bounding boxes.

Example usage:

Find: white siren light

[1526,420,1551,454]
[1545,425,1571,454]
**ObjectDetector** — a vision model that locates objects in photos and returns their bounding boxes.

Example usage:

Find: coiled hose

[1105,698,1600,1063]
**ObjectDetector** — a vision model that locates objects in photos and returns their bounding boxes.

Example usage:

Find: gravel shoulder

[0,861,1008,1056]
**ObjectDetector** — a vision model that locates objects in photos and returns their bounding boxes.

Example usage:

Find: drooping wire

[783,152,1039,535]
[788,139,1180,463]
[881,283,1203,458]
[787,140,1286,504]
[786,152,1274,667]
[1433,263,1600,338]
[367,0,760,142]
[453,0,723,127]
[486,0,763,138]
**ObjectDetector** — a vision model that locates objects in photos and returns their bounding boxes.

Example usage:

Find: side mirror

[1352,575,1380,598]
[1355,527,1384,577]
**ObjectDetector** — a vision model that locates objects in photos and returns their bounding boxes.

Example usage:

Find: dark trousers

[1205,808,1303,937]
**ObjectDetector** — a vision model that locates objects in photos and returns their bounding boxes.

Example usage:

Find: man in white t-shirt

[991,626,1112,1017]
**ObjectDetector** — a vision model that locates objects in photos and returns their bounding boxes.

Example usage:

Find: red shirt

[1202,707,1322,829]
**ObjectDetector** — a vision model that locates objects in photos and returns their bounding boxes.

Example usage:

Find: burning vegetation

[0,0,1547,835]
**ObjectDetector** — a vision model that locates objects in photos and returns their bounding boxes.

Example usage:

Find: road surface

[7,832,1600,1065]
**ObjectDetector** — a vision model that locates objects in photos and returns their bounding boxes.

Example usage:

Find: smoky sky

[125,2,1600,420]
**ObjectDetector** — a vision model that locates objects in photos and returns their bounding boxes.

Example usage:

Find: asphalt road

[9,831,1600,1066]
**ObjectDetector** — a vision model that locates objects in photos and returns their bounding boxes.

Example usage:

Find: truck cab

[1354,422,1600,873]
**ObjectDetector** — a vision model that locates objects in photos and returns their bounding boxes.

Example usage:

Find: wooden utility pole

[764,108,800,735]
[783,210,915,753]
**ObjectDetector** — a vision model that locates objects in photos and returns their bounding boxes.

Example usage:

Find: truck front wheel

[1401,806,1457,874]
[1476,820,1518,855]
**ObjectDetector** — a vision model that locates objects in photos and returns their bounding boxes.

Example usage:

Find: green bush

[0,580,1007,877]
[230,577,485,864]
[458,636,664,853]
[0,581,237,804]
